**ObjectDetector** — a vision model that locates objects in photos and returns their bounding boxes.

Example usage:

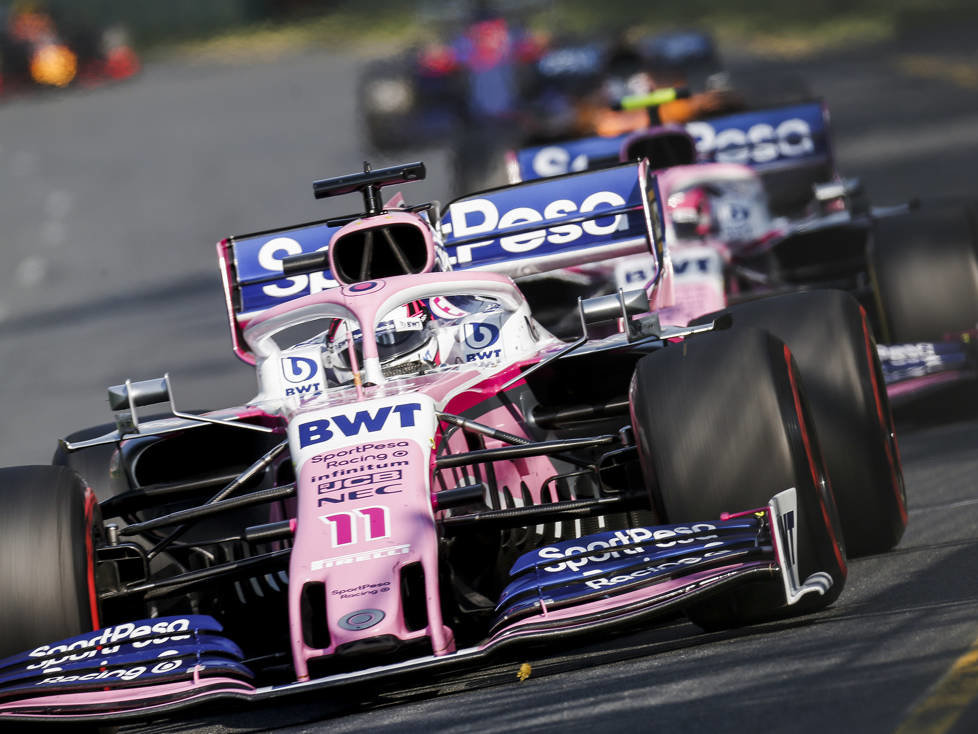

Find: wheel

[630,327,847,628]
[869,202,978,343]
[0,465,101,658]
[692,290,906,556]
[52,421,126,502]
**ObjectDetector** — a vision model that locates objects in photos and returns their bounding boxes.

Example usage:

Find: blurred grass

[158,11,417,64]
[553,0,960,53]
[156,0,978,63]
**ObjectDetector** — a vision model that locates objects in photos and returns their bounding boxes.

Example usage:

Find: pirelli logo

[310,543,411,571]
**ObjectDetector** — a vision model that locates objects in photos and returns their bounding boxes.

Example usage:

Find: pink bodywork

[240,271,564,680]
[652,163,787,325]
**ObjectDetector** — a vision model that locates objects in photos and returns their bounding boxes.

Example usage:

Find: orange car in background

[0,2,138,95]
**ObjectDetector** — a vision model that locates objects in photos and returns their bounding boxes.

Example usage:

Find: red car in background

[0,2,138,95]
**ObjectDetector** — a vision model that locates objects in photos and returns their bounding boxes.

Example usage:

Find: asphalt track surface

[0,19,976,734]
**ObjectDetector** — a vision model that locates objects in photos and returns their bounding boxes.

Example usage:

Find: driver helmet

[322,300,440,386]
[667,186,713,239]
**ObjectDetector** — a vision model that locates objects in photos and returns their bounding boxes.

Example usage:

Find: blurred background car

[0,0,138,94]
[357,1,735,194]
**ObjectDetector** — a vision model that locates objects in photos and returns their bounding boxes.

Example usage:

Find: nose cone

[284,396,453,679]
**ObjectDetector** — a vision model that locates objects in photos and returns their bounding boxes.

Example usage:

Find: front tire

[0,465,101,658]
[630,328,847,628]
[692,290,906,557]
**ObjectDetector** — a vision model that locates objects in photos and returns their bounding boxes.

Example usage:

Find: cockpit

[665,168,773,246]
[312,295,506,387]
[242,272,553,405]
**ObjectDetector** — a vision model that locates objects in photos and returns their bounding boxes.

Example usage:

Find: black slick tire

[0,465,101,658]
[869,202,978,344]
[692,290,906,556]
[630,328,847,628]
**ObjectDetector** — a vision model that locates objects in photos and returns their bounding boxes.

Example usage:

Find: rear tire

[630,328,847,628]
[692,290,906,556]
[0,465,101,658]
[869,203,978,343]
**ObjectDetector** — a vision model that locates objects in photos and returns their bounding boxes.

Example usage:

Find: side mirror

[108,377,170,435]
[313,161,426,214]
[813,177,868,215]
[579,289,659,342]
[105,375,275,439]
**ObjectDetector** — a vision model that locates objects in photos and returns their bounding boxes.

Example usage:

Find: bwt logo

[621,267,651,284]
[463,321,499,350]
[672,248,722,278]
[286,383,321,397]
[686,118,815,165]
[443,191,629,264]
[282,356,319,383]
[673,257,714,275]
[299,403,423,448]
[465,349,502,362]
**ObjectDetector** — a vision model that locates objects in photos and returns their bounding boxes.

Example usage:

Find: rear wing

[218,161,663,364]
[508,134,628,182]
[508,100,833,191]
[686,100,831,172]
[441,159,664,278]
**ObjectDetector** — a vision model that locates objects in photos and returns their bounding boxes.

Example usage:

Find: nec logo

[298,403,423,448]
[282,356,319,383]
[443,191,628,264]
[686,118,814,165]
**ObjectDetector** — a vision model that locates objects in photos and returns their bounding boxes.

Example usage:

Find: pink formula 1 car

[0,161,904,726]
[506,102,978,406]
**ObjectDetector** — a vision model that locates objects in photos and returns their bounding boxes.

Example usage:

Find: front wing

[0,489,829,723]
[880,336,978,405]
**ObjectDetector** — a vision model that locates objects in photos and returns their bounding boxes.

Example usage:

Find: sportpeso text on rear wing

[509,100,832,185]
[440,159,664,278]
